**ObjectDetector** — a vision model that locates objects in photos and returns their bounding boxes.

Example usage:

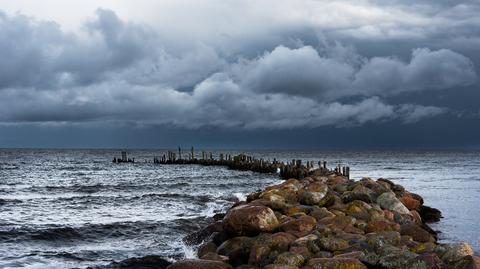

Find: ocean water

[0,149,479,268]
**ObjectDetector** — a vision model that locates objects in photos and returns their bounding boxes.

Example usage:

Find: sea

[0,149,479,269]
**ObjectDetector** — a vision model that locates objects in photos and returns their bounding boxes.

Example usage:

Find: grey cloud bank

[0,0,479,147]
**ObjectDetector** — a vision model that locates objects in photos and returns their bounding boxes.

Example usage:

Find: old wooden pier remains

[147,147,351,180]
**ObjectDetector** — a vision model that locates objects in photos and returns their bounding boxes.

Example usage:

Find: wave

[0,198,23,205]
[0,218,210,243]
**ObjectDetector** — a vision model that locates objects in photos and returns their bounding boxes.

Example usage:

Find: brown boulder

[307,257,367,269]
[400,223,435,243]
[452,255,480,269]
[223,204,279,236]
[280,215,317,237]
[365,220,400,233]
[400,193,422,211]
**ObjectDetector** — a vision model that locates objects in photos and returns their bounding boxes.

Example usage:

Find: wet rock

[310,207,336,222]
[299,191,327,206]
[407,253,446,269]
[200,252,229,262]
[442,243,475,264]
[377,245,418,269]
[366,231,401,250]
[342,192,372,204]
[376,192,411,215]
[270,232,297,252]
[264,265,299,269]
[400,193,422,211]
[96,255,171,269]
[451,255,480,269]
[223,204,279,236]
[420,205,442,223]
[274,252,305,267]
[400,223,435,243]
[248,244,271,266]
[307,257,367,269]
[365,220,400,233]
[217,237,252,266]
[198,241,217,257]
[317,237,350,252]
[166,259,233,269]
[280,215,317,237]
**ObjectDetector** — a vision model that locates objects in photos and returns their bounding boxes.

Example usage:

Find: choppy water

[0,149,479,268]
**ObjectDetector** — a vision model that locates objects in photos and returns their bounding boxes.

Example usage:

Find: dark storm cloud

[0,2,478,130]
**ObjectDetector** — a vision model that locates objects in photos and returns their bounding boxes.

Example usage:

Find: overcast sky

[0,0,479,149]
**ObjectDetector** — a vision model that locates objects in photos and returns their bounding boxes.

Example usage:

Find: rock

[248,244,271,266]
[223,204,279,236]
[400,223,435,243]
[270,232,297,252]
[280,215,317,237]
[274,252,305,267]
[310,207,336,221]
[200,252,229,262]
[366,231,401,250]
[407,253,446,269]
[342,192,372,204]
[198,241,217,258]
[420,206,442,223]
[99,255,171,269]
[442,243,475,263]
[400,193,422,211]
[376,192,411,215]
[166,259,233,269]
[365,220,400,233]
[317,237,350,252]
[216,237,252,266]
[299,191,327,206]
[411,242,437,254]
[451,255,480,269]
[307,257,367,269]
[264,265,299,269]
[377,245,418,269]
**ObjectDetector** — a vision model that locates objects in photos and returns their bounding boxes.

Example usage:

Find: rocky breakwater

[169,174,479,269]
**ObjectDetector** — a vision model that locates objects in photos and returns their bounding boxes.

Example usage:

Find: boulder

[400,223,435,243]
[420,205,442,223]
[376,192,411,215]
[216,237,252,266]
[452,255,480,269]
[309,207,336,221]
[280,215,317,237]
[317,237,350,252]
[166,259,233,269]
[365,220,400,233]
[400,193,422,211]
[442,243,475,263]
[407,253,446,269]
[102,255,171,269]
[307,257,367,269]
[264,265,299,269]
[223,204,279,236]
[200,252,229,262]
[274,252,305,267]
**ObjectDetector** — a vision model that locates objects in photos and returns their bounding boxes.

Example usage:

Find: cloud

[397,104,447,123]
[0,7,477,130]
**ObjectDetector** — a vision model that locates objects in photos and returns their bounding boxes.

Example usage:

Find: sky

[0,0,479,149]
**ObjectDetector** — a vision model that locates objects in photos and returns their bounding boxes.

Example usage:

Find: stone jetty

[168,172,478,269]
[153,149,350,180]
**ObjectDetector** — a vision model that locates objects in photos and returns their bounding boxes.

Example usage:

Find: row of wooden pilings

[150,147,351,180]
